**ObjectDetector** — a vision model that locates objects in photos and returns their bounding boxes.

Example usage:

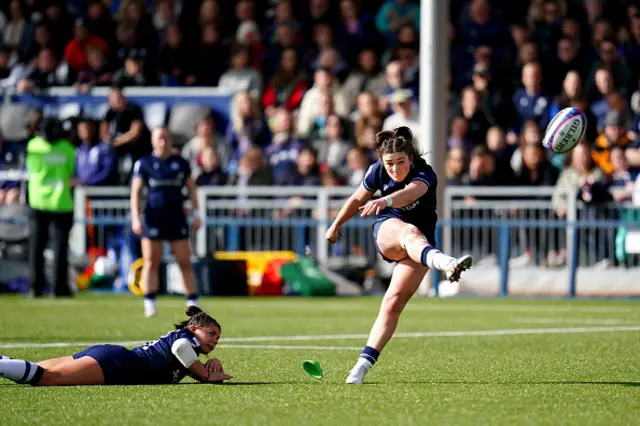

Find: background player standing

[131,127,202,317]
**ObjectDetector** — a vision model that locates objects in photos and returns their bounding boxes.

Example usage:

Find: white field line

[513,318,633,325]
[1,325,640,349]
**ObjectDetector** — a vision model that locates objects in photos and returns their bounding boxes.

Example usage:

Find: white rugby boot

[444,255,473,283]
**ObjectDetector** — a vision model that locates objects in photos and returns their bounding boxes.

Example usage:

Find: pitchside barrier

[1,180,639,297]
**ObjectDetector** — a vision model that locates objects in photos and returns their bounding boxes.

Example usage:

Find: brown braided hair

[174,306,221,331]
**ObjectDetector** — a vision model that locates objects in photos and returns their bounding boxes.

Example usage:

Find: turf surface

[1,295,639,425]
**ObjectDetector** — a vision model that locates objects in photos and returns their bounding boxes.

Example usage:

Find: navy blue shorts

[142,207,189,241]
[372,218,436,263]
[73,344,144,385]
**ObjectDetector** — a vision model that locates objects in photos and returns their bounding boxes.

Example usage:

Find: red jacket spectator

[64,18,110,72]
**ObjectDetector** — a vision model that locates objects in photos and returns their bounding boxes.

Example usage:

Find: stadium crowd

[0,0,640,216]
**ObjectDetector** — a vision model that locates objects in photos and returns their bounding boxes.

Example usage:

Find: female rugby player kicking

[131,127,201,317]
[325,126,472,384]
[0,306,232,385]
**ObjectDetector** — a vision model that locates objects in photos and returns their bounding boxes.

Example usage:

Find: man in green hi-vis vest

[25,117,76,297]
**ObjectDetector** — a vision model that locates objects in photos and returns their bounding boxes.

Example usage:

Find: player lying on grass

[0,306,232,386]
[325,126,472,384]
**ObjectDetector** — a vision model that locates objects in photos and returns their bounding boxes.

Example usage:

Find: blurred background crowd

[0,0,639,214]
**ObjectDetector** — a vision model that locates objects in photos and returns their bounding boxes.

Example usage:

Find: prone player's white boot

[444,254,473,283]
[346,359,372,384]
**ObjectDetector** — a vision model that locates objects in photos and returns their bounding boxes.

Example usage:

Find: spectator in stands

[345,146,370,187]
[378,60,413,116]
[16,48,70,93]
[302,22,335,73]
[265,108,306,185]
[551,70,583,118]
[20,22,55,65]
[513,62,552,134]
[158,23,188,86]
[64,17,110,74]
[486,126,516,179]
[292,146,321,186]
[296,68,348,137]
[195,146,227,187]
[100,87,151,183]
[592,110,640,176]
[306,90,340,142]
[262,48,307,118]
[447,116,472,151]
[337,0,378,62]
[353,91,383,147]
[183,115,232,179]
[40,1,73,54]
[453,86,493,147]
[375,0,420,46]
[226,90,270,166]
[152,0,176,44]
[608,147,638,203]
[261,21,299,80]
[85,0,116,46]
[589,68,620,130]
[75,117,117,186]
[515,142,559,186]
[445,147,467,186]
[314,113,351,178]
[75,45,113,92]
[116,0,157,56]
[382,89,420,143]
[340,49,386,112]
[470,62,512,129]
[185,22,229,86]
[622,15,640,79]
[585,39,633,102]
[552,141,605,219]
[112,48,156,87]
[226,145,273,187]
[4,0,26,61]
[312,47,350,84]
[218,44,263,95]
[462,145,499,186]
[549,38,588,94]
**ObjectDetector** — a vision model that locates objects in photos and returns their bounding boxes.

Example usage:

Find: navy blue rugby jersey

[133,153,190,209]
[131,328,202,384]
[363,156,438,225]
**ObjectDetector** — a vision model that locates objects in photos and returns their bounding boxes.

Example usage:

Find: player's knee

[175,256,192,271]
[381,292,409,317]
[144,257,161,270]
[400,225,427,251]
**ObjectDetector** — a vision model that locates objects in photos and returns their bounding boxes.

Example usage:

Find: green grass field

[1,295,639,426]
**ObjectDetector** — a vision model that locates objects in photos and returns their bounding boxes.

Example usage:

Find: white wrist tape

[384,196,393,207]
[171,338,199,368]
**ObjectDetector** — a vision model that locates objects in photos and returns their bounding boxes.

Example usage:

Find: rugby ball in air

[542,107,587,153]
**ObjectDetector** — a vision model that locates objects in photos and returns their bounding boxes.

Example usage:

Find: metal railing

[2,181,639,296]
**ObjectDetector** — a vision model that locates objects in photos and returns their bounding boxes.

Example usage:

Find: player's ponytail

[174,306,222,331]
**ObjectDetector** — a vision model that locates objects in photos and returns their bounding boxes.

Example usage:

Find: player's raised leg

[141,238,163,317]
[393,219,473,283]
[346,257,426,384]
[170,239,199,308]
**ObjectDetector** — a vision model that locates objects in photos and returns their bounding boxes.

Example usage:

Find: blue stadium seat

[0,104,34,142]
[168,103,212,145]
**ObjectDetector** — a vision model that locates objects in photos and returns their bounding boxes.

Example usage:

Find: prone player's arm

[386,181,428,208]
[331,183,374,229]
[172,339,232,383]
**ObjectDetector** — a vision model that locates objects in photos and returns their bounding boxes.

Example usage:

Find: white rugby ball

[542,107,587,153]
